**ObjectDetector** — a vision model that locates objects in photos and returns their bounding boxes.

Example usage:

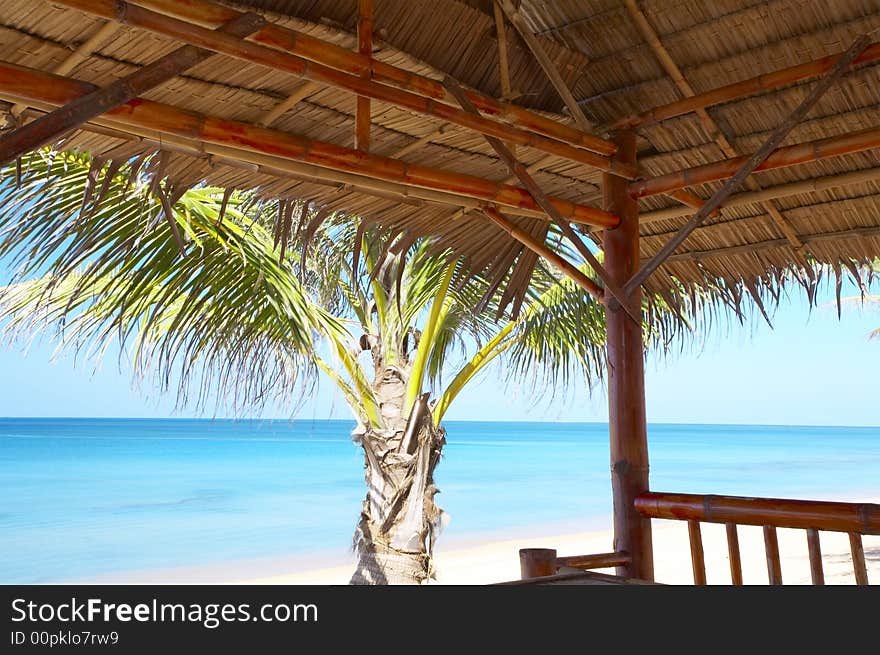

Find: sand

[241,517,880,585]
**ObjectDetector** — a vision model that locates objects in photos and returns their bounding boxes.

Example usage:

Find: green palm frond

[0,150,335,413]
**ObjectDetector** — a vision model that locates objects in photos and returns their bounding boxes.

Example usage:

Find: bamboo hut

[0,0,877,584]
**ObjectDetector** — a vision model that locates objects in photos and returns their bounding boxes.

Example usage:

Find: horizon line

[0,416,877,430]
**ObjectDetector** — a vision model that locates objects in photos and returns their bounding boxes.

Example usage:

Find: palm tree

[0,150,691,584]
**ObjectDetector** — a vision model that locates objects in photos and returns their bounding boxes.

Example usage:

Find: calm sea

[1,418,878,583]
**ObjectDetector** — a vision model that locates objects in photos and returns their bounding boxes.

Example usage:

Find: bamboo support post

[604,130,653,581]
[610,42,880,131]
[726,523,743,585]
[481,206,605,301]
[0,12,265,167]
[445,76,639,321]
[355,0,372,151]
[0,62,619,229]
[623,34,871,296]
[519,548,557,579]
[57,0,623,170]
[763,525,783,585]
[849,533,869,585]
[806,528,824,586]
[688,519,707,585]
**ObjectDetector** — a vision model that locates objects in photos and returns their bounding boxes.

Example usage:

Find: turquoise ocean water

[1,418,878,583]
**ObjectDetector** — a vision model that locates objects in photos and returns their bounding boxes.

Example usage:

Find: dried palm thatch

[0,0,878,316]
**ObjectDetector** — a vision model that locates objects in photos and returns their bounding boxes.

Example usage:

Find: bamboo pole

[7,101,568,222]
[849,533,869,585]
[0,12,265,167]
[603,129,653,582]
[687,520,707,585]
[481,206,605,302]
[445,76,639,321]
[0,62,618,229]
[640,166,880,224]
[10,20,120,119]
[623,34,871,296]
[645,224,880,265]
[519,548,557,579]
[610,41,880,130]
[764,525,783,585]
[388,124,450,159]
[258,81,319,127]
[726,523,743,585]
[73,0,619,159]
[555,552,631,570]
[806,528,824,585]
[355,0,372,151]
[493,1,513,101]
[635,492,880,533]
[630,124,880,199]
[623,0,805,251]
[496,0,593,132]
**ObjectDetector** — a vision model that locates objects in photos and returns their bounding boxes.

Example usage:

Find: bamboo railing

[635,492,879,585]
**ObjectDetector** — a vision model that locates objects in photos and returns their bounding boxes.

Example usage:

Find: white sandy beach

[239,520,879,585]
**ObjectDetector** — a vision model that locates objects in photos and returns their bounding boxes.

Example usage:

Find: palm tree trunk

[350,367,446,585]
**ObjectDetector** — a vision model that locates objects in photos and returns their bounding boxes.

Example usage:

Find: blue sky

[0,278,876,426]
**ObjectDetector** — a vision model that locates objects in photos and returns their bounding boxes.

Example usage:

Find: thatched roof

[1,0,879,312]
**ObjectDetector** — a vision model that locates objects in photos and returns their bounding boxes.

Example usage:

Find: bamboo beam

[445,76,639,321]
[496,0,593,132]
[604,129,653,582]
[623,34,871,295]
[640,166,880,224]
[7,102,567,221]
[630,125,880,199]
[99,0,620,158]
[635,492,880,534]
[258,81,319,127]
[0,12,265,167]
[355,0,372,151]
[481,206,605,302]
[610,41,880,131]
[10,20,121,119]
[0,62,618,229]
[56,0,632,175]
[623,0,805,251]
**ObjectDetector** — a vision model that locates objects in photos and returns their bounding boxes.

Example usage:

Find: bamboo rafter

[623,0,806,253]
[640,166,880,224]
[99,0,620,158]
[623,33,872,296]
[0,61,619,229]
[53,0,631,176]
[355,0,372,152]
[0,12,265,167]
[609,41,880,131]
